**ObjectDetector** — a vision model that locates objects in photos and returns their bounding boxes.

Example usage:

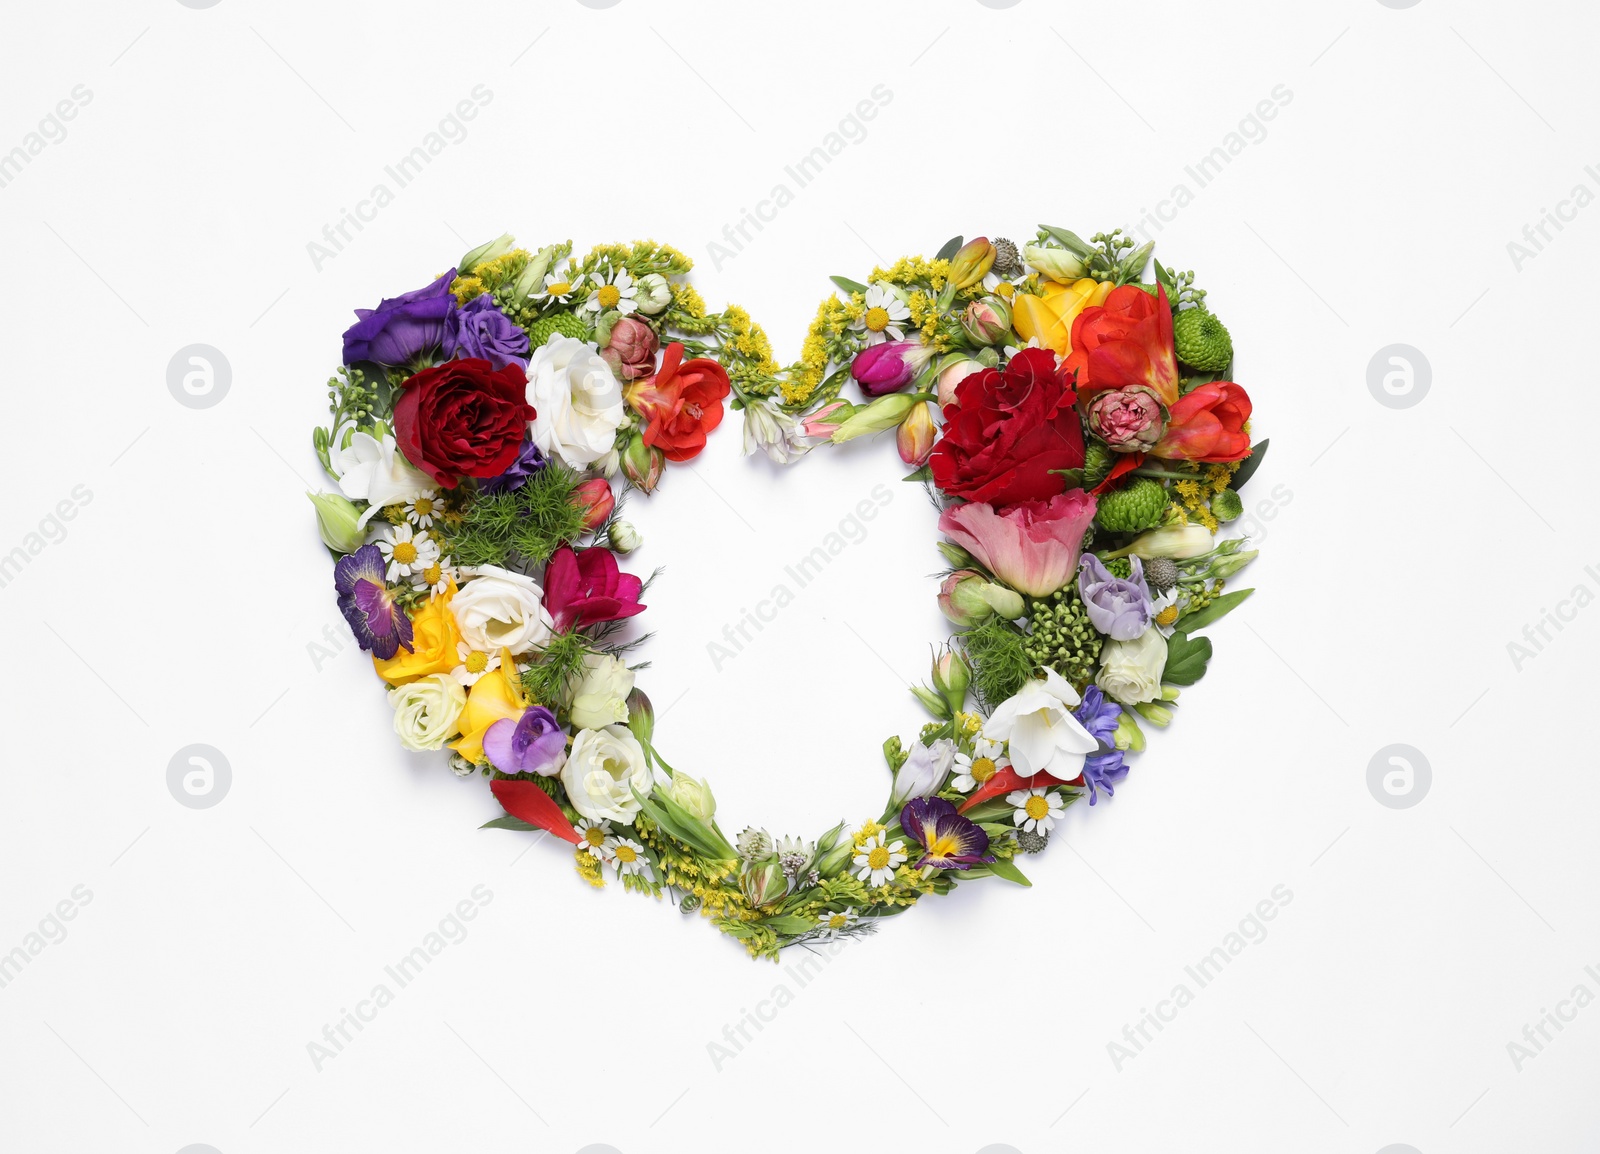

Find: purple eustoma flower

[483,705,567,777]
[334,544,413,659]
[445,294,531,371]
[899,797,995,870]
[1073,685,1128,805]
[1078,553,1154,640]
[478,439,548,495]
[342,269,458,366]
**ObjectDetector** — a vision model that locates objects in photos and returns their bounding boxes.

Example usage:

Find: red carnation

[392,358,535,488]
[928,347,1085,509]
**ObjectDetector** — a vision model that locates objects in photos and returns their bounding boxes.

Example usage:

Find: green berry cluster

[1024,587,1103,687]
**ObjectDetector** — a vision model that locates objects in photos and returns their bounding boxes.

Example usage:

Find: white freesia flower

[450,566,554,655]
[568,654,634,731]
[562,725,652,823]
[387,673,465,752]
[329,430,433,525]
[889,739,955,808]
[1096,629,1169,706]
[743,402,810,464]
[526,335,627,470]
[982,668,1097,779]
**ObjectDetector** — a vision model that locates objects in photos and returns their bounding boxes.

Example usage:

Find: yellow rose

[448,658,527,764]
[1010,278,1114,356]
[374,582,463,686]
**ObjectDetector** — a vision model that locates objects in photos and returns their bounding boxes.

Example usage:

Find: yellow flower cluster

[672,282,708,318]
[870,255,951,291]
[785,294,852,404]
[721,304,781,374]
[574,848,606,889]
[1172,461,1241,532]
[852,819,885,849]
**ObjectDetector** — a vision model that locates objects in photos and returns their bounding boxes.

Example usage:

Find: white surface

[0,1,1595,1151]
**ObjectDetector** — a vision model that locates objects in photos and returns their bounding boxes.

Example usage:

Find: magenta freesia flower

[484,705,567,777]
[334,544,413,659]
[900,797,994,870]
[937,490,1097,598]
[543,546,646,632]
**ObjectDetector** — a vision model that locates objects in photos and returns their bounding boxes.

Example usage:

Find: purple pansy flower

[334,544,413,659]
[445,294,531,370]
[342,269,458,366]
[483,705,567,777]
[1078,553,1154,640]
[1073,685,1128,805]
[899,797,995,870]
[478,439,548,495]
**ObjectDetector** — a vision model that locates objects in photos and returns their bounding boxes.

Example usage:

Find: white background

[0,0,1595,1151]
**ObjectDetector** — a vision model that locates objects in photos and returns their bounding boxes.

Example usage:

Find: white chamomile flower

[581,267,638,317]
[854,282,910,345]
[403,491,440,528]
[537,269,584,305]
[1008,787,1067,835]
[451,641,501,687]
[575,818,612,861]
[376,523,438,582]
[604,836,653,880]
[1002,335,1044,361]
[413,553,456,597]
[814,907,859,940]
[852,831,907,888]
[951,738,1011,793]
[1151,587,1182,637]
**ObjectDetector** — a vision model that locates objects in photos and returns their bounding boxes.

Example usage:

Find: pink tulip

[850,340,922,396]
[897,402,937,466]
[937,490,1098,598]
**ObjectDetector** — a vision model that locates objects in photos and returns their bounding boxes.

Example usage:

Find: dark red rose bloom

[928,348,1085,509]
[393,358,535,487]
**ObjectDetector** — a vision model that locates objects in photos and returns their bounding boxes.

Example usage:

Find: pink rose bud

[599,316,661,381]
[620,434,664,494]
[574,477,615,530]
[1086,386,1167,452]
[959,296,1012,346]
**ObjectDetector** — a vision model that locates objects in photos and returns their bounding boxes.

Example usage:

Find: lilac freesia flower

[1073,685,1128,805]
[334,544,413,659]
[478,439,548,495]
[1078,554,1154,640]
[342,269,458,366]
[900,797,995,870]
[483,705,567,776]
[445,294,531,370]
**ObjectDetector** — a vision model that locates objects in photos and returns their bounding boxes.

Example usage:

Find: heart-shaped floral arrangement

[308,228,1265,959]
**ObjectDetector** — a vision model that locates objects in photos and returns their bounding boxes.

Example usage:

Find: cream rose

[450,566,553,655]
[568,654,634,731]
[1095,629,1169,706]
[388,673,466,751]
[526,334,627,471]
[561,725,651,823]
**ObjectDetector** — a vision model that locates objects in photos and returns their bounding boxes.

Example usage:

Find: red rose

[393,358,535,487]
[623,342,731,462]
[928,348,1085,509]
[1152,382,1252,462]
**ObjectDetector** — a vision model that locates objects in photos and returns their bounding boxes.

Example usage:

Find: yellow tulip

[1010,278,1114,356]
[448,657,527,764]
[373,582,463,686]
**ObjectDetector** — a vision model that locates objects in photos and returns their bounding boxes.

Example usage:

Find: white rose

[568,654,634,731]
[562,725,652,823]
[526,334,627,470]
[387,673,465,752]
[329,430,433,525]
[450,566,554,655]
[1096,629,1169,706]
[983,668,1098,779]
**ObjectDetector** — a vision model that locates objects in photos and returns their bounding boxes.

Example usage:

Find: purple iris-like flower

[334,544,413,659]
[478,439,548,495]
[1073,685,1127,805]
[341,269,458,366]
[1078,553,1154,640]
[483,706,567,777]
[899,797,995,870]
[445,294,531,371]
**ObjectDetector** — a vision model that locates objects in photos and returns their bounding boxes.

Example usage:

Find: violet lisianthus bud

[850,339,924,397]
[445,294,532,371]
[1078,553,1155,641]
[1086,386,1167,453]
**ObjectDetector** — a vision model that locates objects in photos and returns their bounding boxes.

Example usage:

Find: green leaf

[1162,631,1213,685]
[987,858,1033,887]
[1230,439,1269,492]
[631,789,726,860]
[902,464,932,483]
[1038,224,1094,257]
[830,275,869,296]
[1178,589,1254,633]
[762,915,815,935]
[479,815,537,832]
[934,235,964,261]
[961,798,1017,823]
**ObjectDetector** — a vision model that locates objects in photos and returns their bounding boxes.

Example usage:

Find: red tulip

[574,477,615,530]
[1152,382,1252,462]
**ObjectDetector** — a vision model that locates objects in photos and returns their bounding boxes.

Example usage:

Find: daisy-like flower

[605,836,653,881]
[413,553,455,597]
[403,491,440,529]
[580,267,638,317]
[852,830,908,888]
[536,269,584,306]
[451,641,501,687]
[854,282,911,345]
[950,738,1012,793]
[813,907,859,940]
[1150,587,1182,637]
[1008,787,1068,835]
[376,523,438,582]
[575,818,612,861]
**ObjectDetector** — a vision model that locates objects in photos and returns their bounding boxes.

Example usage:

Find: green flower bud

[977,582,1025,620]
[625,688,654,747]
[665,771,716,822]
[740,858,791,908]
[1113,711,1145,753]
[1134,701,1174,727]
[1172,307,1233,371]
[1094,478,1167,534]
[1207,549,1258,580]
[1211,488,1243,522]
[937,541,978,569]
[932,648,972,715]
[608,519,642,554]
[882,735,908,773]
[308,491,365,554]
[458,233,515,274]
[910,683,951,719]
[510,242,562,303]
[830,393,918,443]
